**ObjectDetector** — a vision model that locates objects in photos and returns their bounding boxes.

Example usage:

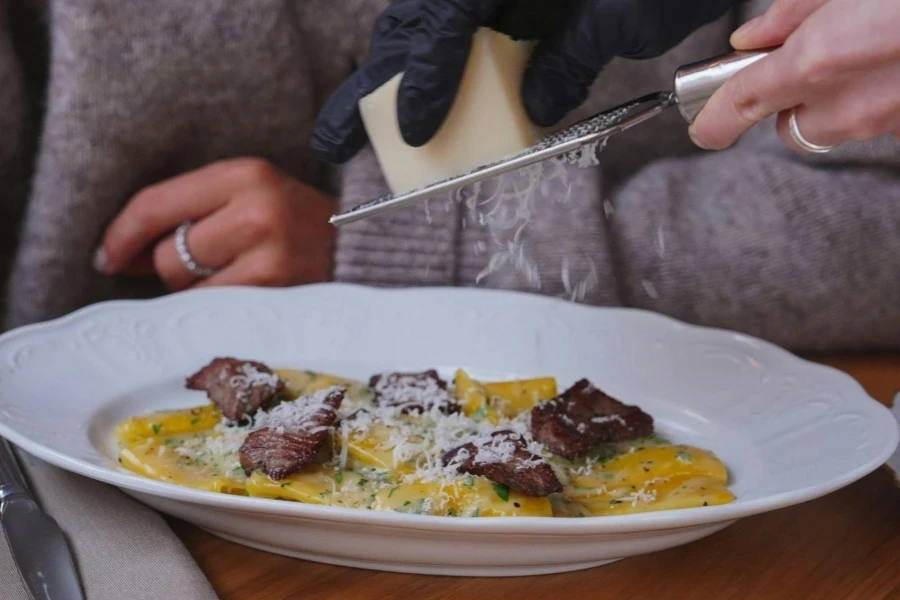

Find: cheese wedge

[359,27,539,194]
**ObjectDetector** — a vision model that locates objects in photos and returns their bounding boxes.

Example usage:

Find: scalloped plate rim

[0,283,895,537]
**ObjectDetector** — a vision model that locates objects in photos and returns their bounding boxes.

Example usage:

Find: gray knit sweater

[1,0,899,351]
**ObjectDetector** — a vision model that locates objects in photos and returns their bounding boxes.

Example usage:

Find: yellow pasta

[565,446,733,516]
[246,467,370,507]
[453,369,558,422]
[345,424,415,475]
[274,369,370,400]
[453,369,491,420]
[569,445,729,489]
[115,405,220,444]
[482,377,557,418]
[371,476,553,517]
[118,435,247,495]
[569,475,734,516]
[116,368,734,518]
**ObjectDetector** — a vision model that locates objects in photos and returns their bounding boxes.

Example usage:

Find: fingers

[192,248,300,289]
[150,194,284,291]
[309,71,375,164]
[193,229,334,290]
[310,0,418,164]
[117,250,155,277]
[731,0,829,50]
[689,47,808,149]
[310,53,406,164]
[522,41,600,128]
[522,0,611,127]
[396,0,503,146]
[522,0,736,127]
[774,106,843,153]
[100,159,278,274]
[775,63,900,152]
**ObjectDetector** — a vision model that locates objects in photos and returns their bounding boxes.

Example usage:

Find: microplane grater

[330,48,772,227]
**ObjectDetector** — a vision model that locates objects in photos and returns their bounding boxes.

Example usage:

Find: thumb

[731,0,829,49]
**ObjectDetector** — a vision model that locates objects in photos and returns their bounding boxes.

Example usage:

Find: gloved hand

[310,0,741,164]
[523,0,744,127]
[310,0,568,164]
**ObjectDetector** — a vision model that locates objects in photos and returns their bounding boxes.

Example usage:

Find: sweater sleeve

[332,146,467,287]
[0,0,40,322]
[605,124,900,352]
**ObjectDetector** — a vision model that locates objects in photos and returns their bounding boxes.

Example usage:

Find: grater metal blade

[329,91,675,227]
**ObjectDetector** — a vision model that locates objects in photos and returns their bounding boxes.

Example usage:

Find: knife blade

[0,439,85,600]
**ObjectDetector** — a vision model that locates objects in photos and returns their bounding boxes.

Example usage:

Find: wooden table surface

[169,354,900,600]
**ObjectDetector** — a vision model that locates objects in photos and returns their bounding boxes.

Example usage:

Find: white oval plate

[0,284,895,576]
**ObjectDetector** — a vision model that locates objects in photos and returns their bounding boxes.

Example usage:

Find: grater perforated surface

[331,92,676,226]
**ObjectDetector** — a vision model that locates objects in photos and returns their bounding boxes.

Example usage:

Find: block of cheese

[359,27,540,195]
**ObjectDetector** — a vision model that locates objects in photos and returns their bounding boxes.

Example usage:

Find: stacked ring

[174,221,216,278]
[788,108,838,154]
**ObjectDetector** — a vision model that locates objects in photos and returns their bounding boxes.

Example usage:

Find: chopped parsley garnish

[190,417,200,425]
[334,471,344,484]
[675,451,693,463]
[403,500,411,506]
[646,433,669,445]
[281,482,293,488]
[358,478,368,488]
[388,487,400,498]
[492,483,510,502]
[151,423,162,435]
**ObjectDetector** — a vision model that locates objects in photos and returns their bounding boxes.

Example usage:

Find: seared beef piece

[239,429,322,480]
[239,387,344,479]
[442,430,562,497]
[186,357,285,421]
[531,379,653,458]
[368,370,461,415]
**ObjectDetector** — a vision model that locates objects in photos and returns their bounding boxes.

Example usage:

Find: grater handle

[673,47,778,124]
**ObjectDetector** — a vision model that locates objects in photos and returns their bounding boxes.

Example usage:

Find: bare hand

[95,159,335,291]
[690,0,900,152]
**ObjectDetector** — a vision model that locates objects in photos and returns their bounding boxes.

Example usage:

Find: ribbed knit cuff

[333,147,461,286]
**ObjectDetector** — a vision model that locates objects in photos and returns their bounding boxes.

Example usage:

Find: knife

[0,438,85,600]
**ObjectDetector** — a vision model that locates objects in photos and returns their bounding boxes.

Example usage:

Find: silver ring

[174,221,216,278]
[789,108,837,154]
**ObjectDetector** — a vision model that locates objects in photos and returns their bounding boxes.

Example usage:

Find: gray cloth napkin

[0,449,219,600]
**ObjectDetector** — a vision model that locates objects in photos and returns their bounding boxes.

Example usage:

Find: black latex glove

[311,0,503,164]
[522,0,744,128]
[310,0,741,164]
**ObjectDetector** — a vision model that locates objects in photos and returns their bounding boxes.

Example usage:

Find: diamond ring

[789,108,837,154]
[174,221,216,278]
